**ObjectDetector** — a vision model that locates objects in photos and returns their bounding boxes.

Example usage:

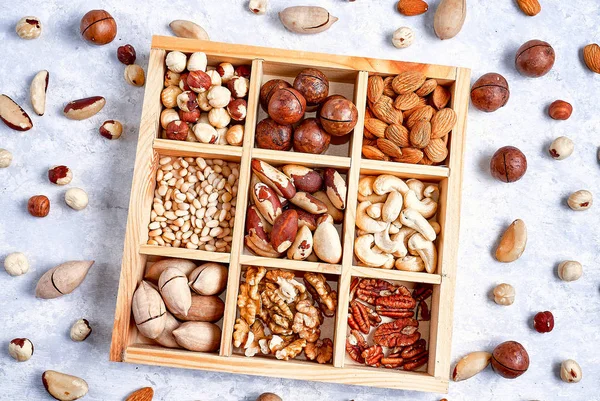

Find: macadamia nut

[557,260,582,282]
[8,338,33,362]
[4,252,29,276]
[166,51,187,73]
[187,52,207,72]
[0,149,13,168]
[65,188,89,210]
[207,86,232,108]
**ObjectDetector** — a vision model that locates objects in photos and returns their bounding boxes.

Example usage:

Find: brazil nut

[251,182,282,225]
[245,205,271,241]
[287,225,314,260]
[312,191,344,223]
[63,96,106,120]
[295,208,318,231]
[282,164,323,193]
[289,191,328,214]
[324,168,347,210]
[251,159,296,199]
[270,209,299,253]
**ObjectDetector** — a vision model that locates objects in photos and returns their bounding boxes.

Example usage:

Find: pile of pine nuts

[147,156,239,252]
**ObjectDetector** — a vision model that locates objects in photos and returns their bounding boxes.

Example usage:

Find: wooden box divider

[110,36,470,394]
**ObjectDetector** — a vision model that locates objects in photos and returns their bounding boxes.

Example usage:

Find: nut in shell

[124,64,146,87]
[70,319,92,341]
[8,338,34,362]
[35,260,95,299]
[80,10,117,45]
[159,267,192,317]
[392,27,415,49]
[189,263,228,296]
[549,136,573,160]
[493,283,515,306]
[567,190,592,211]
[557,260,582,282]
[65,188,89,211]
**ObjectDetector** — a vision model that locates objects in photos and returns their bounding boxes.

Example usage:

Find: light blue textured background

[0,1,599,400]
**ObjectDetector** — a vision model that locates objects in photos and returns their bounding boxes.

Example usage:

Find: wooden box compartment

[110,36,469,394]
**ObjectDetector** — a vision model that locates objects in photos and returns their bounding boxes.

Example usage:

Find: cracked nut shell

[256,118,293,151]
[319,97,358,136]
[515,39,555,78]
[80,10,117,45]
[491,341,529,379]
[293,68,329,106]
[548,100,572,120]
[293,118,331,154]
[260,79,291,112]
[490,146,527,183]
[268,88,306,125]
[470,73,509,112]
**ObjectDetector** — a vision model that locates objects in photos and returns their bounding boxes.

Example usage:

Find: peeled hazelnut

[16,16,42,40]
[65,188,89,211]
[166,51,187,73]
[187,52,207,72]
[216,62,235,82]
[227,76,250,98]
[80,10,117,45]
[493,283,515,306]
[193,123,219,144]
[548,100,572,120]
[227,98,247,121]
[179,108,201,123]
[161,86,183,109]
[208,107,231,128]
[0,148,13,168]
[207,86,232,108]
[560,359,582,383]
[124,64,145,87]
[177,91,199,112]
[117,44,136,65]
[187,70,212,93]
[225,125,244,146]
[164,71,181,87]
[70,319,92,342]
[28,195,50,217]
[197,91,212,112]
[567,190,593,211]
[557,260,582,282]
[166,120,189,141]
[4,252,29,276]
[206,70,222,86]
[48,165,73,186]
[99,120,123,140]
[8,338,34,362]
[179,73,191,91]
[549,136,574,160]
[533,311,554,333]
[160,109,180,129]
[490,146,527,183]
[392,27,415,49]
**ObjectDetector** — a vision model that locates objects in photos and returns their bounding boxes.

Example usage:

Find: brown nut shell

[293,68,329,106]
[255,118,293,151]
[268,88,306,125]
[260,79,291,112]
[491,341,530,379]
[173,295,225,322]
[80,10,117,45]
[490,146,527,183]
[319,98,358,136]
[293,118,331,154]
[515,40,555,78]
[470,73,510,112]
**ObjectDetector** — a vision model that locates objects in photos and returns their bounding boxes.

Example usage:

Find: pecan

[356,278,397,304]
[403,352,429,371]
[381,356,404,369]
[416,300,431,321]
[350,277,361,300]
[401,339,427,359]
[346,330,368,363]
[349,300,371,334]
[394,285,413,298]
[375,306,415,319]
[373,318,421,347]
[376,294,417,310]
[362,345,384,367]
[413,283,433,301]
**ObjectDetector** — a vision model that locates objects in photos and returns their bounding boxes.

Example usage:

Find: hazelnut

[557,260,582,282]
[164,71,181,87]
[216,127,228,145]
[80,10,117,45]
[560,359,582,383]
[549,136,574,160]
[161,85,183,109]
[207,86,232,108]
[177,91,199,112]
[227,76,250,98]
[124,64,145,87]
[187,52,208,72]
[260,79,291,112]
[227,98,247,121]
[548,100,572,120]
[392,27,415,49]
[160,109,180,129]
[197,91,213,112]
[533,311,554,333]
[470,73,510,112]
[16,16,42,40]
[490,146,527,183]
[8,338,34,362]
[28,195,50,217]
[193,123,219,144]
[515,39,555,78]
[3,252,29,276]
[179,73,191,91]
[268,88,306,125]
[216,62,235,83]
[249,0,268,14]
[225,125,244,146]
[319,97,358,136]
[187,70,212,93]
[293,118,331,154]
[235,65,252,79]
[179,108,201,123]
[208,107,231,128]
[99,120,123,140]
[166,51,187,73]
[206,70,222,87]
[70,319,92,342]
[117,44,136,65]
[293,68,329,106]
[166,120,189,141]
[65,188,89,211]
[567,190,592,211]
[491,341,529,379]
[255,118,293,151]
[48,165,73,185]
[0,148,13,168]
[493,283,515,306]
[198,113,210,125]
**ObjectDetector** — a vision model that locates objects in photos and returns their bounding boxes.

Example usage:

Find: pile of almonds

[362,71,456,165]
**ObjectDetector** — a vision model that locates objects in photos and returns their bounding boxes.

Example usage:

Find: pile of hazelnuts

[256,68,359,155]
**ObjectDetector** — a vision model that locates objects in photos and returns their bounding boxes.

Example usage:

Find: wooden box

[110,36,470,394]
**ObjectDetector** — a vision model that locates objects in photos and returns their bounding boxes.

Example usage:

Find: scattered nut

[495,219,527,263]
[493,283,515,306]
[8,338,34,362]
[583,43,600,74]
[0,94,33,131]
[48,165,73,185]
[256,394,282,401]
[35,260,95,299]
[549,136,574,160]
[392,27,415,49]
[397,0,429,16]
[4,252,29,276]
[470,73,509,112]
[560,359,582,383]
[117,44,136,65]
[490,146,527,183]
[169,20,210,41]
[125,388,154,401]
[16,16,42,39]
[70,319,92,342]
[28,195,50,217]
[557,260,582,282]
[567,190,592,211]
[491,341,529,379]
[166,51,188,73]
[30,70,49,116]
[0,149,13,168]
[177,91,198,112]
[124,64,146,87]
[65,188,89,211]
[533,311,554,333]
[515,39,555,78]
[249,0,268,14]
[99,120,123,140]
[80,9,117,45]
[43,370,89,400]
[548,100,572,120]
[452,351,492,381]
[279,6,338,34]
[63,96,106,120]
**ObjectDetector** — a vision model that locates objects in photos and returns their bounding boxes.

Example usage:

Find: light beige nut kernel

[557,260,582,282]
[70,319,92,342]
[392,27,415,49]
[549,136,574,160]
[8,338,34,361]
[65,188,89,211]
[4,252,29,276]
[493,283,515,306]
[16,16,42,39]
[495,219,527,263]
[567,190,592,211]
[560,359,582,383]
[0,149,12,168]
[124,64,145,87]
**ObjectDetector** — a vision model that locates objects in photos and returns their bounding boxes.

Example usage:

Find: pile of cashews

[354,175,440,273]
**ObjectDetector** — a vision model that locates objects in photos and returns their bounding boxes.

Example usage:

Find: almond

[516,0,541,16]
[393,92,421,110]
[406,105,435,129]
[371,96,403,124]
[392,71,426,95]
[362,145,387,160]
[364,118,388,138]
[126,387,154,401]
[419,155,434,165]
[385,124,410,147]
[367,75,384,104]
[377,138,403,158]
[415,79,437,97]
[403,97,428,119]
[424,138,449,163]
[382,76,396,97]
[409,121,431,149]
[365,107,375,119]
[364,127,377,140]
[430,85,451,109]
[583,43,600,74]
[397,0,429,16]
[431,107,457,138]
[393,148,423,164]
[0,95,33,131]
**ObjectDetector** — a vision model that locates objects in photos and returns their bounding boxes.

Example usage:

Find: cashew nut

[395,255,425,272]
[372,245,395,269]
[356,201,387,233]
[404,189,438,219]
[358,176,388,203]
[400,208,436,241]
[429,220,441,234]
[366,203,383,219]
[355,234,394,267]
[373,175,409,195]
[389,224,400,234]
[374,224,401,254]
[391,226,416,258]
[424,185,439,202]
[382,190,403,222]
[408,233,437,273]
[406,179,425,200]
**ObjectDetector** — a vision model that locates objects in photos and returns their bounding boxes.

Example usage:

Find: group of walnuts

[233,267,336,364]
[362,71,457,166]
